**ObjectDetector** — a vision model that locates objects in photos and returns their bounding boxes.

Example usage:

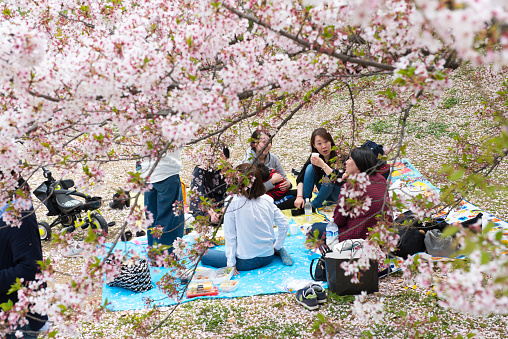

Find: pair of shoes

[295,284,327,310]
[275,247,294,266]
[121,230,146,241]
[63,242,84,258]
[109,192,131,210]
[292,168,301,176]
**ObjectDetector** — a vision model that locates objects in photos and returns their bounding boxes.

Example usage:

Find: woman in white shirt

[201,164,290,273]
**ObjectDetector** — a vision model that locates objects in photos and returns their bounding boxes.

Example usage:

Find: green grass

[441,97,459,109]
[230,322,305,338]
[368,120,395,134]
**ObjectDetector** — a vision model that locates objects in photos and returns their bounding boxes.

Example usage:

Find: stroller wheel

[38,221,51,241]
[61,215,75,227]
[90,213,108,235]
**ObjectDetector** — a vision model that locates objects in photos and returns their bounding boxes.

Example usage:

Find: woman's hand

[310,154,325,168]
[270,172,283,184]
[208,210,219,223]
[232,266,239,275]
[294,196,305,209]
[279,178,290,191]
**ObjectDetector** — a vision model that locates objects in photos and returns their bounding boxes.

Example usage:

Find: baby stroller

[33,167,112,241]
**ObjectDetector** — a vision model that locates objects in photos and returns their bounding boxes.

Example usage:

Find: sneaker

[275,247,294,266]
[309,283,327,304]
[121,231,133,242]
[295,286,319,310]
[63,242,84,258]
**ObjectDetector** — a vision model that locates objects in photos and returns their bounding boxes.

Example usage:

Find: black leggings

[274,189,297,210]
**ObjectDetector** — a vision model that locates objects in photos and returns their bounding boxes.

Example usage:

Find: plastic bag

[278,277,322,293]
[424,229,457,257]
[332,238,365,252]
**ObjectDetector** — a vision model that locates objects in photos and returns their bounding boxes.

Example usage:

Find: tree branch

[222,4,396,72]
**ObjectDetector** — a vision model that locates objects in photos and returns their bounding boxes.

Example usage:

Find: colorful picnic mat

[101,230,324,311]
[102,159,508,310]
[389,160,508,246]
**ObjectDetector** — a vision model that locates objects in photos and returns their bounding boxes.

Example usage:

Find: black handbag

[310,246,331,282]
[106,257,153,292]
[393,211,447,258]
[325,249,379,296]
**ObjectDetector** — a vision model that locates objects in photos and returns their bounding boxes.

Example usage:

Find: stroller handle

[42,167,54,181]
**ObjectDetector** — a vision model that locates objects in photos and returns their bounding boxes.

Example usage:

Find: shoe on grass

[63,242,84,258]
[295,286,319,310]
[308,283,327,304]
[275,246,294,266]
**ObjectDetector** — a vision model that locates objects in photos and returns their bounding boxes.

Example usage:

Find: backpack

[361,140,389,179]
[361,140,385,158]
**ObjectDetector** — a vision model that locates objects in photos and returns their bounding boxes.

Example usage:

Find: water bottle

[304,198,312,222]
[325,218,339,247]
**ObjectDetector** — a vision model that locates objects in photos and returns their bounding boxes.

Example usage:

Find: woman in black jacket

[293,128,343,213]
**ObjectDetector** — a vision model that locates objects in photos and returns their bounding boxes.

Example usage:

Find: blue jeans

[145,174,185,251]
[303,165,341,208]
[202,249,274,271]
[5,324,39,339]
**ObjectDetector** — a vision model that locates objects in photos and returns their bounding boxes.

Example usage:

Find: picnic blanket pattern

[390,160,508,247]
[102,159,508,310]
[102,233,324,311]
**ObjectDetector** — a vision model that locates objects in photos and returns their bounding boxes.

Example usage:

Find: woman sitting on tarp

[292,128,344,215]
[308,147,392,243]
[189,143,230,224]
[201,164,293,274]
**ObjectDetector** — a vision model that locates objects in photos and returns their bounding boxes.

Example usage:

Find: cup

[290,224,299,236]
[311,152,320,158]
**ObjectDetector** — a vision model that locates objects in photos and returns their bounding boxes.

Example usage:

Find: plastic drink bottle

[304,198,312,222]
[325,218,339,247]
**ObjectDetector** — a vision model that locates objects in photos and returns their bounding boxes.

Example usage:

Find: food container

[220,280,239,292]
[191,267,215,283]
[212,267,234,285]
[211,229,225,246]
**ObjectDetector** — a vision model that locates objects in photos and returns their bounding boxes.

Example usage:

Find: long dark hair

[350,147,379,175]
[310,128,337,161]
[236,163,266,199]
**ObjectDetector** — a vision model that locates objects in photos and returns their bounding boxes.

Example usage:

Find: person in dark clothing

[293,128,344,214]
[1,181,48,339]
[189,144,230,223]
[309,147,392,242]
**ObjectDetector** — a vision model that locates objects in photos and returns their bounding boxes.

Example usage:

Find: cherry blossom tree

[1,0,508,336]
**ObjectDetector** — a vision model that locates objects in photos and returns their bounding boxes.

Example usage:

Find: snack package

[186,286,219,298]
